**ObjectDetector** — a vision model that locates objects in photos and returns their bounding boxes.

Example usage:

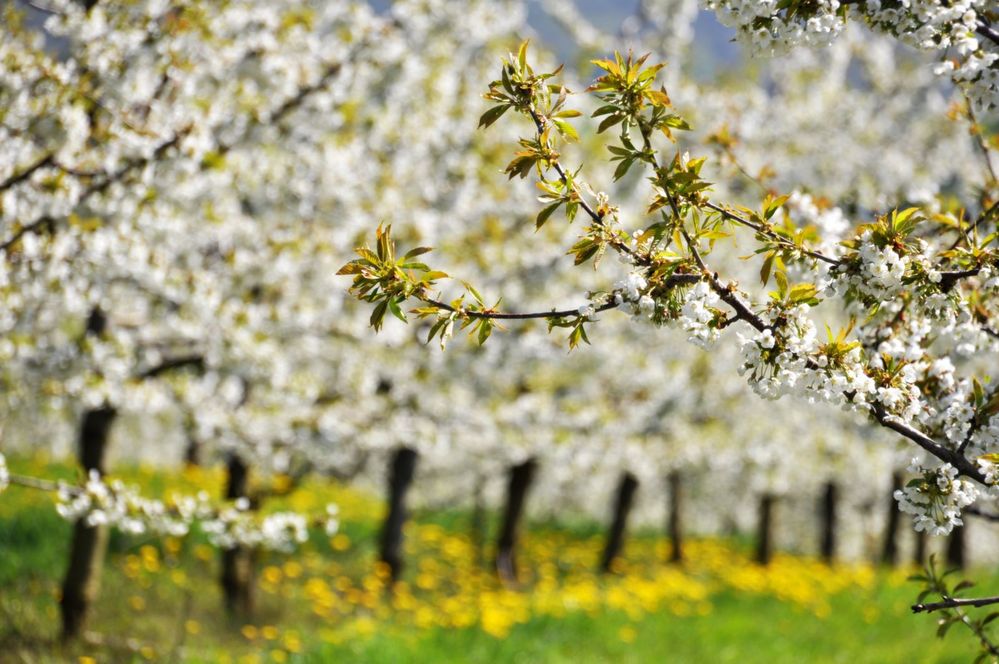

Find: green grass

[0,455,994,663]
[295,591,970,664]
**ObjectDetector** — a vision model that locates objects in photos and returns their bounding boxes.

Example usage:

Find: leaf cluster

[336,225,446,331]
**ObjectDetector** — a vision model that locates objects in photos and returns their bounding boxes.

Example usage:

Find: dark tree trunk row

[62,432,975,641]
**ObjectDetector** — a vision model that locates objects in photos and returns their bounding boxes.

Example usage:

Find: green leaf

[536,201,562,230]
[421,270,448,283]
[774,270,789,297]
[477,319,493,344]
[517,40,529,71]
[553,119,579,141]
[403,246,433,260]
[387,298,407,323]
[592,104,619,117]
[760,253,775,286]
[613,157,634,181]
[764,194,790,220]
[463,281,485,306]
[597,114,624,134]
[661,114,690,130]
[479,104,510,129]
[370,300,388,331]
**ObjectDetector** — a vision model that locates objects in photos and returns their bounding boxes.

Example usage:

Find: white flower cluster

[56,470,195,536]
[50,470,332,552]
[979,457,999,498]
[844,231,910,301]
[784,190,848,250]
[738,304,826,399]
[705,0,844,54]
[613,269,656,317]
[703,0,999,107]
[0,453,8,495]
[734,302,937,423]
[979,265,999,291]
[928,360,975,445]
[891,0,999,108]
[894,460,977,535]
[201,499,310,553]
[677,281,721,348]
[870,356,925,424]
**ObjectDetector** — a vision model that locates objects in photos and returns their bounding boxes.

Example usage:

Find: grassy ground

[0,454,994,663]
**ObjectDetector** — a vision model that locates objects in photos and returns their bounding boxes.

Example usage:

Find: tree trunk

[220,455,255,619]
[820,481,838,564]
[946,523,966,570]
[913,529,927,567]
[183,435,201,466]
[495,458,536,583]
[60,406,117,641]
[600,472,639,573]
[379,447,418,583]
[666,470,683,564]
[881,470,903,566]
[756,493,775,566]
[470,475,486,568]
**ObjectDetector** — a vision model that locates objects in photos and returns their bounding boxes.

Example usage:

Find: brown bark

[379,447,418,583]
[756,493,775,566]
[600,472,639,573]
[666,470,683,564]
[220,455,255,619]
[495,458,536,583]
[820,481,838,564]
[881,471,903,566]
[60,406,117,640]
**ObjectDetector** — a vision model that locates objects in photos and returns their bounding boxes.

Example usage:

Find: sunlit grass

[0,454,991,663]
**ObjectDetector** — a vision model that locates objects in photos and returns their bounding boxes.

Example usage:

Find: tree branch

[703,201,841,267]
[0,153,53,193]
[913,595,999,614]
[424,298,618,321]
[976,22,999,48]
[0,131,186,252]
[137,354,204,379]
[871,403,987,484]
